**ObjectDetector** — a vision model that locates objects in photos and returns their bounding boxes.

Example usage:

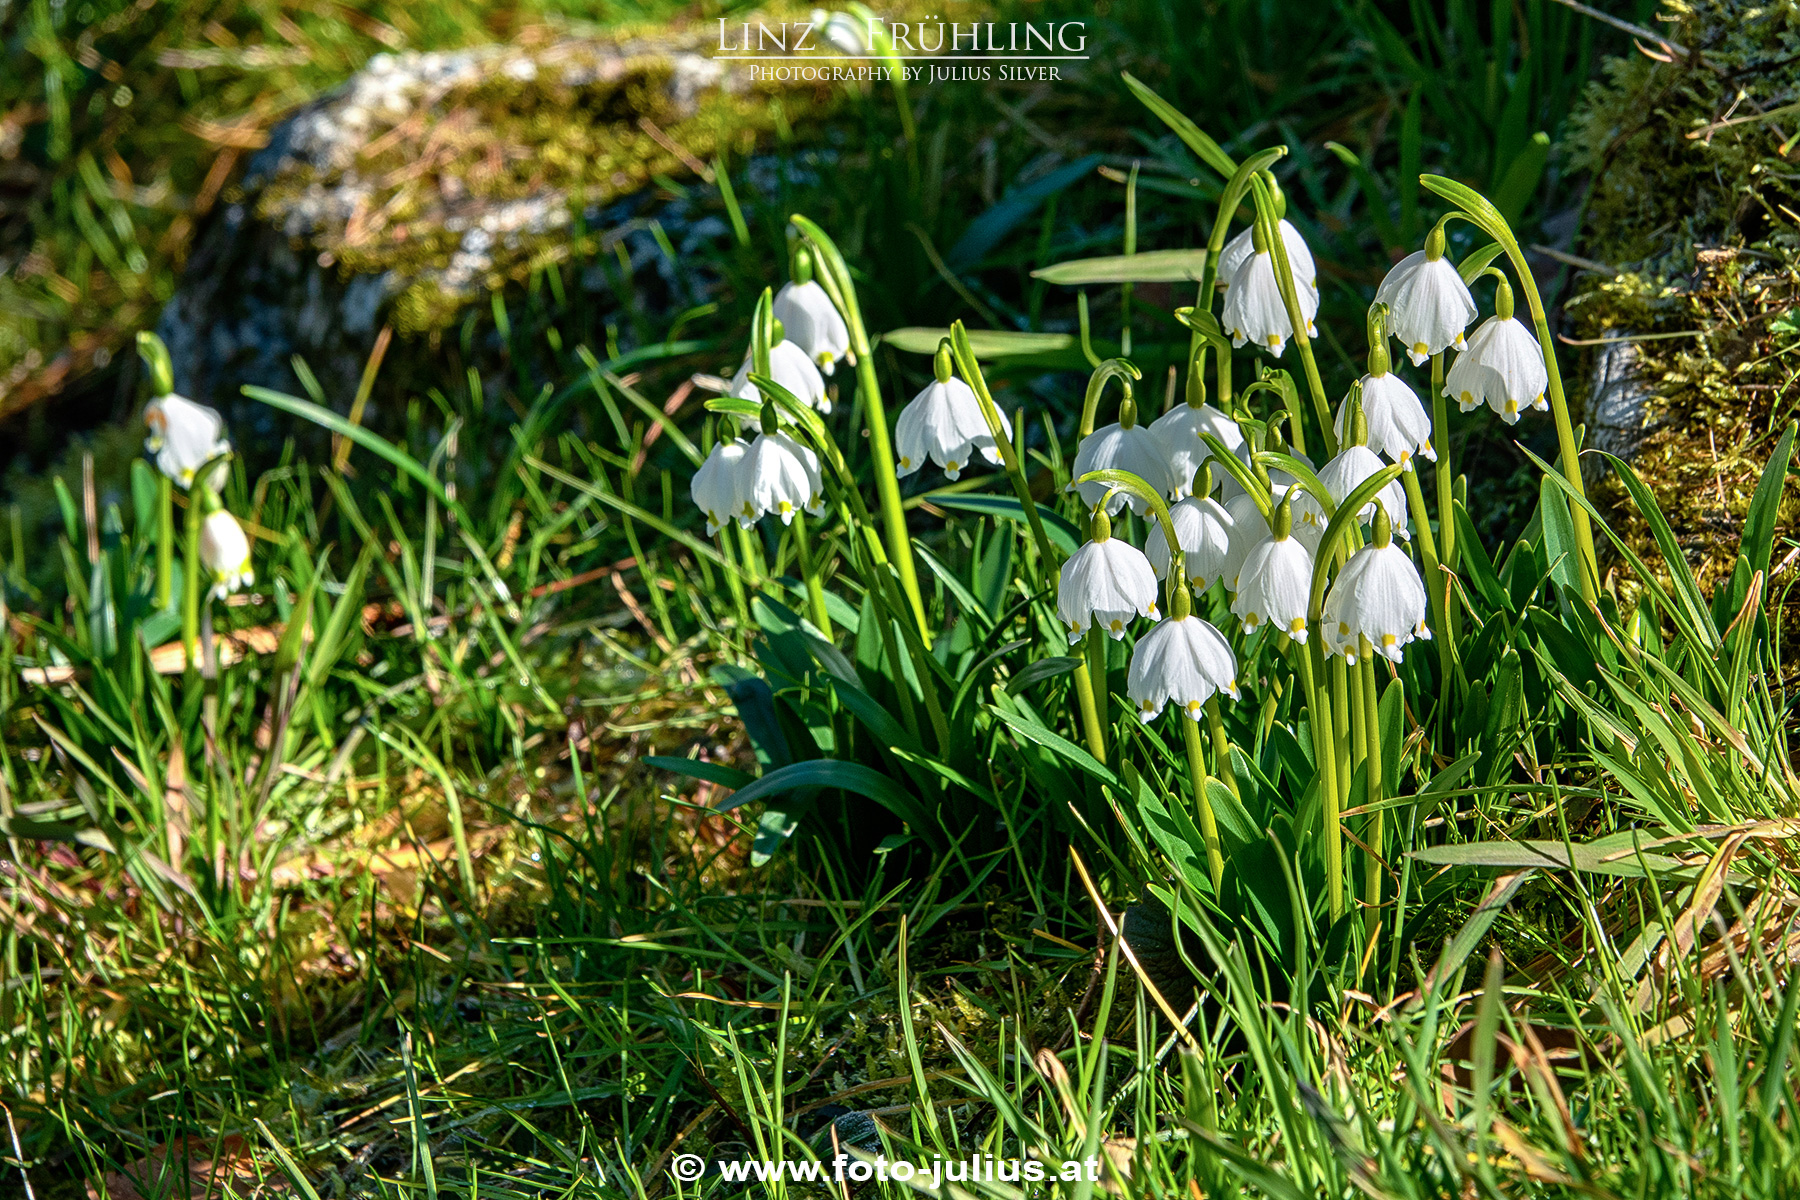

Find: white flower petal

[894,377,1008,479]
[739,431,824,526]
[1218,218,1316,289]
[1069,424,1178,515]
[144,394,231,488]
[1231,534,1314,641]
[1145,495,1236,589]
[773,280,851,375]
[691,438,752,535]
[1058,537,1161,643]
[1127,613,1239,721]
[1222,251,1318,358]
[729,338,830,418]
[1148,403,1246,498]
[1322,541,1429,663]
[1375,251,1477,366]
[1445,315,1548,424]
[199,509,254,599]
[1338,372,1435,469]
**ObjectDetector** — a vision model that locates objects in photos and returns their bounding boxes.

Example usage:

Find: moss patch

[1561,0,1800,599]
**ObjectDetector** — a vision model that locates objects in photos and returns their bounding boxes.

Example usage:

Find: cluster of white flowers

[685,203,1550,724]
[142,389,254,599]
[692,261,850,527]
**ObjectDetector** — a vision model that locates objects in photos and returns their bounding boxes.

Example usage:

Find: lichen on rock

[154,4,911,417]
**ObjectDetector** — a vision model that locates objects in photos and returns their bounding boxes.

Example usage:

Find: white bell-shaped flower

[1444,278,1548,424]
[1128,588,1240,723]
[1069,398,1178,516]
[144,393,231,488]
[1222,248,1318,357]
[1149,397,1245,500]
[691,436,751,535]
[1375,229,1477,366]
[737,427,825,526]
[1218,216,1316,289]
[730,337,830,417]
[1294,444,1410,543]
[1057,509,1160,643]
[1219,490,1269,593]
[1321,505,1430,664]
[1337,368,1435,470]
[895,345,1009,480]
[1231,495,1315,641]
[1145,464,1236,590]
[199,508,254,600]
[773,271,850,375]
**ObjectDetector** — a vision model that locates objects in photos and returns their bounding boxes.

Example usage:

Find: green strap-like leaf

[1122,72,1236,179]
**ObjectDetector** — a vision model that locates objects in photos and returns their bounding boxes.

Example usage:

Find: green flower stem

[736,523,765,584]
[791,215,929,638]
[849,526,921,743]
[1359,655,1386,950]
[1205,696,1238,801]
[1077,358,1142,439]
[155,473,174,611]
[1401,467,1454,704]
[1331,655,1352,829]
[950,326,1056,573]
[1429,351,1466,657]
[1183,715,1224,888]
[1086,629,1109,750]
[1249,175,1334,458]
[1070,645,1106,762]
[1297,641,1341,918]
[1431,352,1455,570]
[181,485,204,671]
[791,512,831,637]
[717,531,750,630]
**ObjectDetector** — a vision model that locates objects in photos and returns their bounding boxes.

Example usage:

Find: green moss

[1561,0,1800,596]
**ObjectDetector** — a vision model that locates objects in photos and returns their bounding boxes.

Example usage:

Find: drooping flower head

[1222,219,1320,358]
[733,400,825,526]
[729,323,830,419]
[1444,273,1549,424]
[1337,335,1435,470]
[1218,216,1316,291]
[1057,507,1160,643]
[1231,491,1316,641]
[773,247,851,375]
[1148,360,1246,500]
[144,393,231,489]
[1321,502,1430,664]
[1375,225,1477,366]
[1145,463,1237,591]
[1069,389,1178,516]
[692,436,752,535]
[895,341,1010,480]
[199,507,254,600]
[1300,390,1409,541]
[1127,581,1240,723]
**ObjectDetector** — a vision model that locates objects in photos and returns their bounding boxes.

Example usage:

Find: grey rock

[153,19,831,442]
[1584,333,1657,486]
